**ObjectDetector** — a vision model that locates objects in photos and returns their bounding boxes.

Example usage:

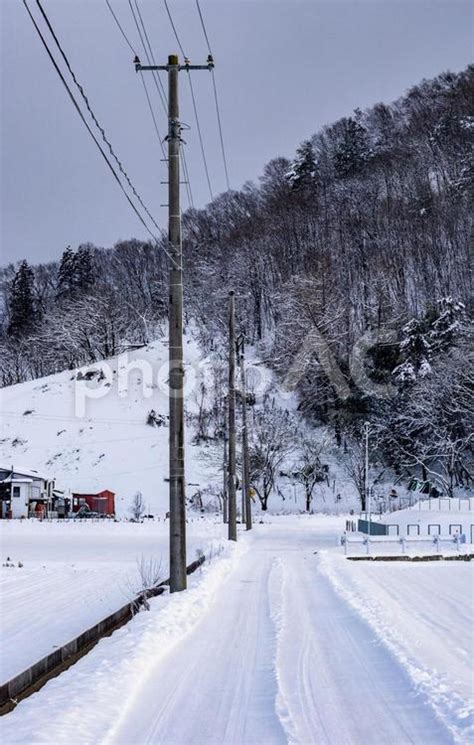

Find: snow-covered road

[1,519,469,744]
[106,525,452,745]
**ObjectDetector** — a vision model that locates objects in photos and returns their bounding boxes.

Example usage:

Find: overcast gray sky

[1,0,472,266]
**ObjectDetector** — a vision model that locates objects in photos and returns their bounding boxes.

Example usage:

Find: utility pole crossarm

[134,56,215,73]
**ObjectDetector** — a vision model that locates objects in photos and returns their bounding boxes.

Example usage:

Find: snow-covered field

[0,517,226,682]
[1,515,472,745]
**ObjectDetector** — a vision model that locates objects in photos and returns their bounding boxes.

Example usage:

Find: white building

[0,466,55,519]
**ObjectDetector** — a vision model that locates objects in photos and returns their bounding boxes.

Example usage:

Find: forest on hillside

[1,65,473,498]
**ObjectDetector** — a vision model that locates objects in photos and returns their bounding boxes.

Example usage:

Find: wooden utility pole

[222,408,228,524]
[237,336,252,531]
[227,291,237,541]
[135,53,214,591]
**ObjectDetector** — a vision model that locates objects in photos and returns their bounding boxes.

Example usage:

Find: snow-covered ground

[0,516,226,682]
[320,552,474,743]
[0,336,220,517]
[377,504,474,541]
[1,515,471,745]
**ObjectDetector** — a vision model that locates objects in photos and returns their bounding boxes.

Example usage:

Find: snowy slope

[0,336,221,516]
[0,334,362,516]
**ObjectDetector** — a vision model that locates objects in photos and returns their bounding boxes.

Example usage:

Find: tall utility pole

[222,408,228,524]
[364,421,371,532]
[135,54,214,591]
[237,335,252,531]
[227,291,237,541]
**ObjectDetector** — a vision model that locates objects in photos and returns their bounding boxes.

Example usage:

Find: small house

[72,489,115,515]
[0,466,55,518]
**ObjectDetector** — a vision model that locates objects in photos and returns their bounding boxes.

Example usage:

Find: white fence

[342,533,470,556]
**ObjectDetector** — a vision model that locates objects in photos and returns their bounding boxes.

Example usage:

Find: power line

[195,0,230,190]
[130,0,195,209]
[23,0,177,268]
[129,0,195,208]
[104,0,135,55]
[106,0,195,210]
[139,71,167,159]
[187,74,213,200]
[162,0,186,58]
[133,0,168,113]
[34,0,163,237]
[163,0,214,200]
[104,0,166,160]
[128,0,167,117]
[180,143,195,208]
[195,0,212,56]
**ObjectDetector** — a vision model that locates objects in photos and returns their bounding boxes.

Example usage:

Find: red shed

[72,489,115,515]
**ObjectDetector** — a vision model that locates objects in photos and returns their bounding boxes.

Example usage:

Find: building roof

[0,465,48,480]
[0,476,34,484]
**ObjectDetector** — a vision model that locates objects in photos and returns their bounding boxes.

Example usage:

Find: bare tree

[129,491,145,522]
[293,437,329,512]
[249,403,297,510]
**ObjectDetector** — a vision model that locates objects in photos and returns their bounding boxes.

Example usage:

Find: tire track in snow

[270,552,454,745]
[319,553,473,744]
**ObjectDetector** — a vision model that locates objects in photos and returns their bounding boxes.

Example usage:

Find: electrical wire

[105,0,135,55]
[130,0,195,208]
[194,0,212,55]
[195,0,230,190]
[180,143,195,209]
[133,0,168,113]
[163,0,214,200]
[139,71,167,159]
[162,0,186,58]
[129,0,193,209]
[104,0,166,161]
[35,0,163,237]
[23,0,177,268]
[106,0,194,210]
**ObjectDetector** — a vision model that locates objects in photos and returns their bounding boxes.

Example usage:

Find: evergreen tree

[56,244,95,300]
[56,246,76,300]
[75,244,95,291]
[393,318,432,385]
[333,116,371,178]
[7,260,37,337]
[429,297,466,351]
[286,140,317,191]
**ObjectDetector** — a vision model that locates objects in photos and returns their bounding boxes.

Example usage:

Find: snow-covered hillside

[0,333,364,517]
[0,335,219,516]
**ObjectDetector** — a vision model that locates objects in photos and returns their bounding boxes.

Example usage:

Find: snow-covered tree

[56,246,76,299]
[333,115,371,178]
[393,318,431,385]
[293,438,328,512]
[429,297,466,351]
[7,260,38,337]
[130,491,145,521]
[249,404,297,510]
[286,139,317,192]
